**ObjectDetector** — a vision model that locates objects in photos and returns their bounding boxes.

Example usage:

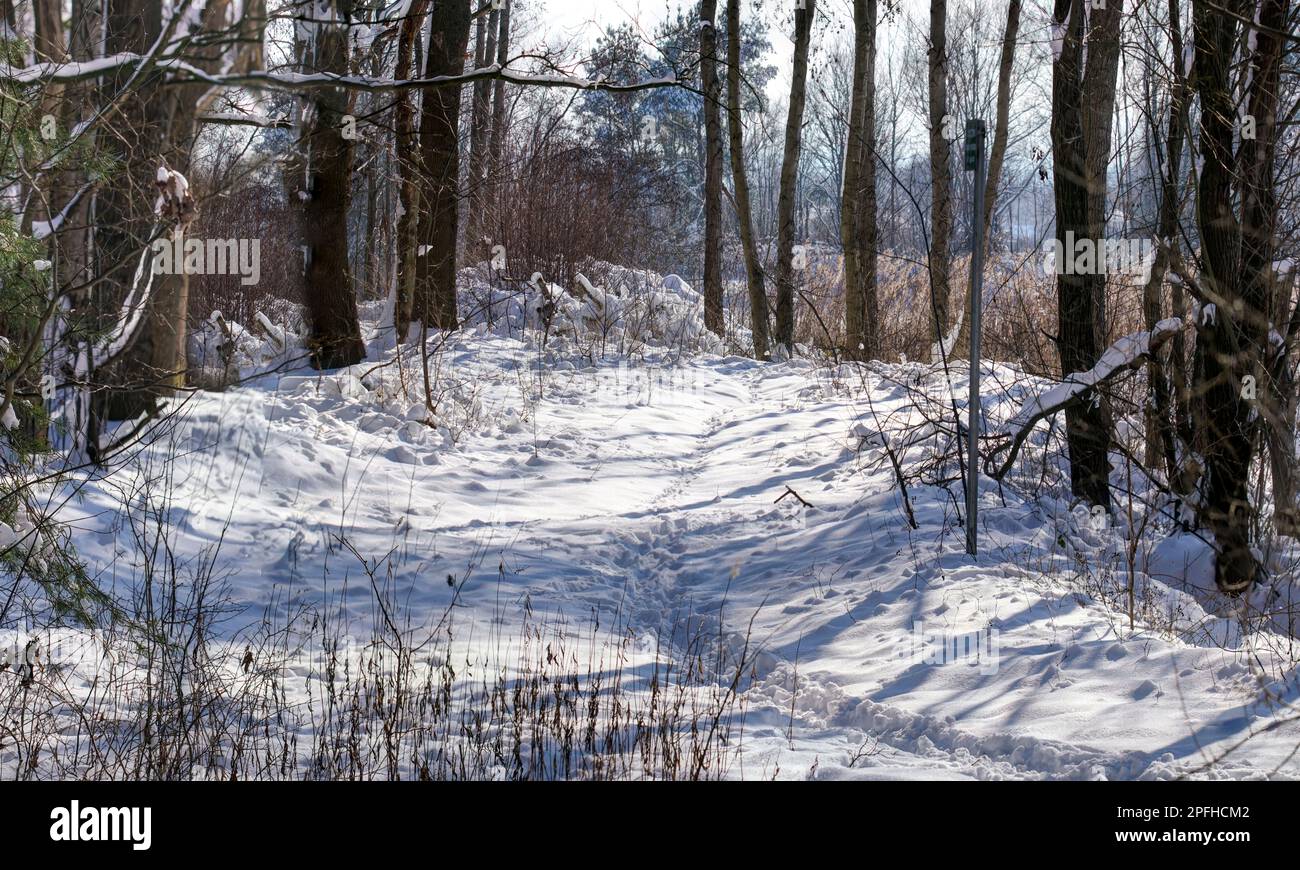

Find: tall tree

[92,0,165,423]
[393,0,432,340]
[415,0,473,330]
[467,6,500,260]
[297,0,365,368]
[700,0,724,336]
[773,0,815,352]
[953,0,1020,360]
[151,0,264,388]
[926,0,953,347]
[487,0,511,242]
[1139,0,1188,484]
[1049,0,1123,511]
[1189,0,1291,589]
[725,0,769,359]
[981,0,1021,245]
[842,0,880,361]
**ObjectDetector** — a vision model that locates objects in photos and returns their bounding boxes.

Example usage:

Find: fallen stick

[775,485,813,508]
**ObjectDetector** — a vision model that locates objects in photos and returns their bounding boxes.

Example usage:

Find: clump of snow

[153,164,194,226]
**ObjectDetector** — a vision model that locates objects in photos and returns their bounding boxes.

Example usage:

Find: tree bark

[486,0,511,243]
[1049,0,1121,512]
[415,0,472,331]
[842,0,879,362]
[151,0,259,390]
[1139,0,1188,484]
[1188,0,1290,586]
[725,0,769,360]
[393,0,432,341]
[773,0,815,353]
[700,0,724,336]
[466,8,499,261]
[981,0,1021,245]
[93,0,165,423]
[926,0,952,346]
[298,0,365,368]
[1241,0,1292,538]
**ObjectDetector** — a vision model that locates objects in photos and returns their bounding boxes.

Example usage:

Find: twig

[775,485,813,508]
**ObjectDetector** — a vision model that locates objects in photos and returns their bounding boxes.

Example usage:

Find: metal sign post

[964,119,987,557]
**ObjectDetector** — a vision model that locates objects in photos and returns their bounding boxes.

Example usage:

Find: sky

[534,0,949,98]
[536,0,798,103]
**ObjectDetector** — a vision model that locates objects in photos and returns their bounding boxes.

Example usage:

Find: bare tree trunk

[1243,0,1293,539]
[926,0,952,346]
[1050,0,1122,512]
[1267,315,1299,536]
[487,0,511,242]
[393,0,431,340]
[466,7,499,260]
[298,0,365,368]
[1189,0,1291,580]
[415,0,472,331]
[981,0,1021,244]
[700,0,724,336]
[725,0,769,360]
[59,0,96,304]
[93,0,165,423]
[1167,0,1195,452]
[842,0,879,362]
[772,0,814,353]
[151,0,257,390]
[1191,0,1253,589]
[1139,0,1188,483]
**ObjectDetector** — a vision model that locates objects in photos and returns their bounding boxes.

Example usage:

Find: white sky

[535,0,940,98]
[541,0,679,43]
[537,0,792,98]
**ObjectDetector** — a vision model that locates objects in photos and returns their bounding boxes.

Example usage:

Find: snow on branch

[31,183,94,240]
[1,56,685,95]
[92,231,162,371]
[986,317,1190,481]
[196,110,294,128]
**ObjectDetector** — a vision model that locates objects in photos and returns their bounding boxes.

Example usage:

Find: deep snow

[10,276,1300,780]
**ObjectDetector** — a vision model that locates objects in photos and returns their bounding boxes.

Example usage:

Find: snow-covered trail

[65,332,1300,779]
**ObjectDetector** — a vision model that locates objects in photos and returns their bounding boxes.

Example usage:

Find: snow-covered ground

[12,277,1300,780]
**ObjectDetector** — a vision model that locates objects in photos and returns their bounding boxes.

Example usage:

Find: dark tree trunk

[725,0,769,359]
[926,0,952,346]
[842,0,879,362]
[466,8,499,261]
[92,0,165,423]
[415,0,472,331]
[700,0,724,336]
[1242,0,1293,538]
[487,0,511,242]
[773,0,814,353]
[1049,0,1121,512]
[1139,0,1189,484]
[393,0,432,341]
[299,1,365,368]
[1189,0,1290,588]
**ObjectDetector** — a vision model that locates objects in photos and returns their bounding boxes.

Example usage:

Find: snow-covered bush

[457,259,729,357]
[198,297,309,381]
[187,311,239,391]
